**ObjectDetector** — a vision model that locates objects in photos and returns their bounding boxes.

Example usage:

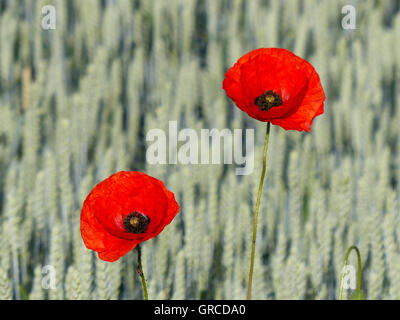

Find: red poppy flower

[80,171,180,262]
[223,48,325,131]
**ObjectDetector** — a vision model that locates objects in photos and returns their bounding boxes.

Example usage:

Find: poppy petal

[80,171,180,262]
[223,48,325,131]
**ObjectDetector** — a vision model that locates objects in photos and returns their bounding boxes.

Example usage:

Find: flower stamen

[255,90,283,111]
[123,212,150,234]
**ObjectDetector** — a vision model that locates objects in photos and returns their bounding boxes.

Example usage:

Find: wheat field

[0,0,400,300]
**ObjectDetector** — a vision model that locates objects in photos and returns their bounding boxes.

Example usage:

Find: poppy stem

[247,122,271,300]
[136,245,148,300]
[338,245,362,300]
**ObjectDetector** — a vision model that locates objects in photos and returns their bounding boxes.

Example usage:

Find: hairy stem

[338,245,362,300]
[136,245,148,300]
[247,122,271,300]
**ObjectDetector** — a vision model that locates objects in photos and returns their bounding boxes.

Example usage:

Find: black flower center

[255,90,283,111]
[123,212,150,234]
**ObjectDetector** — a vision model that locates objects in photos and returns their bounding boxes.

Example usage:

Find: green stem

[247,122,271,300]
[338,245,362,300]
[136,245,148,300]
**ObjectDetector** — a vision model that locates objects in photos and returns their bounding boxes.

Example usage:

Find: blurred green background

[0,0,400,300]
